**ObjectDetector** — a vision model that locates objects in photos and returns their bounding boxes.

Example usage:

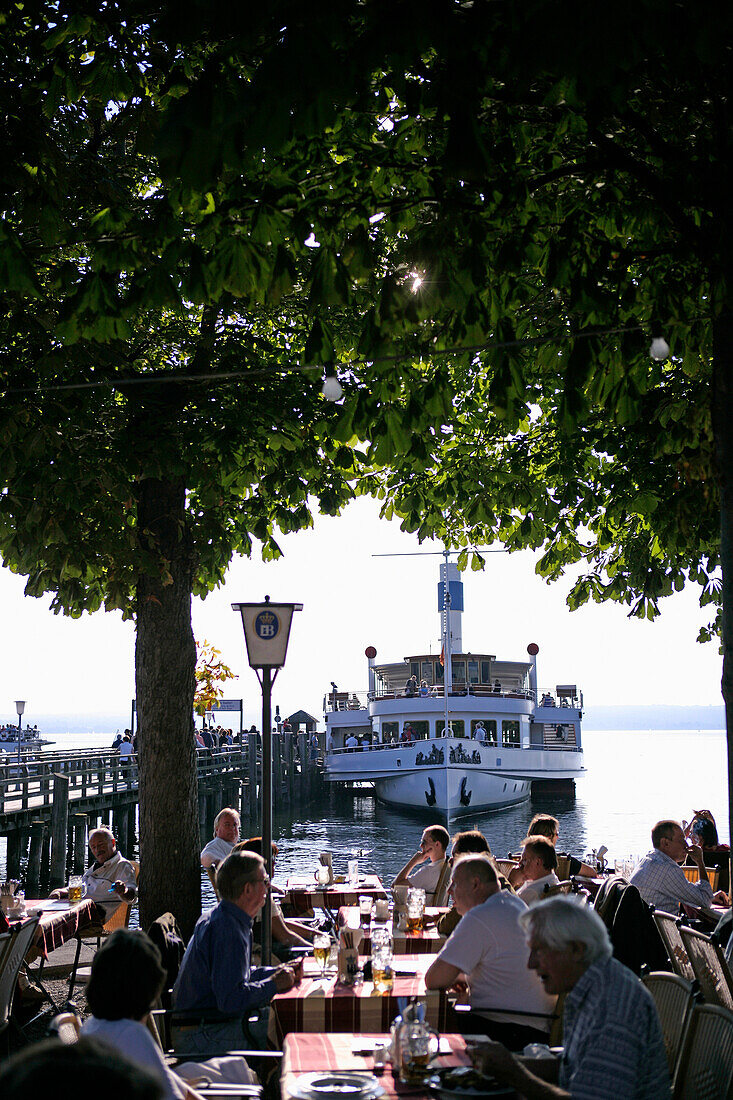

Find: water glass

[348,859,359,886]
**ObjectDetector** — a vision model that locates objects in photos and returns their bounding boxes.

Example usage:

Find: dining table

[282,875,389,918]
[280,1032,484,1100]
[338,907,447,955]
[269,954,449,1046]
[22,896,95,958]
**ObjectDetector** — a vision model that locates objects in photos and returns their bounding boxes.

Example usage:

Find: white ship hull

[325,737,583,817]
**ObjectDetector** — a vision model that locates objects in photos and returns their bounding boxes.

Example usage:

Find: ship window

[435,662,444,681]
[471,719,497,744]
[420,662,433,684]
[481,661,490,683]
[410,662,420,680]
[405,720,429,739]
[452,661,466,683]
[437,719,465,738]
[502,721,520,746]
[467,660,479,684]
[382,721,399,742]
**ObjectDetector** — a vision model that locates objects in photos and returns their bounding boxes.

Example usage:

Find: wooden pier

[0,732,324,890]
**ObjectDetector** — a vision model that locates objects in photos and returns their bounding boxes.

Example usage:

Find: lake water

[1,728,727,892]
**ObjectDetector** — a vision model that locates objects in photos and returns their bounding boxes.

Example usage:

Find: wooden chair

[679,925,733,1010]
[495,859,518,877]
[682,865,720,893]
[0,916,40,1051]
[672,1003,733,1099]
[654,911,696,982]
[642,972,698,1077]
[433,859,452,907]
[68,860,140,997]
[541,880,573,899]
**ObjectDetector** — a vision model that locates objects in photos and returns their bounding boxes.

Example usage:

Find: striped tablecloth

[24,898,95,957]
[270,955,448,1045]
[281,1032,473,1100]
[338,907,447,955]
[283,875,388,916]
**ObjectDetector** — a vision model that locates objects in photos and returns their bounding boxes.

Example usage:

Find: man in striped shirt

[471,898,670,1098]
[630,819,728,914]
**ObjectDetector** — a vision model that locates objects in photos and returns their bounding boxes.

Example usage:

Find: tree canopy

[2,1,732,920]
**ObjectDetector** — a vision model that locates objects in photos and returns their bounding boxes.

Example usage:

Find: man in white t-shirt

[50,826,137,920]
[393,825,450,903]
[426,856,556,1048]
[514,837,560,904]
[201,808,241,869]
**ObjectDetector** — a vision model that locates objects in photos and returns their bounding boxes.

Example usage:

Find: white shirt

[119,741,134,757]
[83,850,136,920]
[517,871,561,904]
[200,837,234,867]
[83,1017,186,1100]
[408,857,447,902]
[437,891,555,1028]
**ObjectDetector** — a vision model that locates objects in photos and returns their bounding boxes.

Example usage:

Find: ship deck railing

[327,735,582,756]
[324,685,550,712]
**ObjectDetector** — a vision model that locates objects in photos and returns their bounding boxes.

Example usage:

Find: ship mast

[441,548,452,736]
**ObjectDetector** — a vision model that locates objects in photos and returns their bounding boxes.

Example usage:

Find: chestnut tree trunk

[135,475,201,939]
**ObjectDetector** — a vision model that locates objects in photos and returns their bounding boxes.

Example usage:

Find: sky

[0,495,723,728]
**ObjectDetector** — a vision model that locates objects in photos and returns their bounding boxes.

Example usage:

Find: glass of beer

[359,895,373,924]
[68,875,84,905]
[406,887,426,933]
[313,932,331,975]
[400,1019,439,1083]
[371,926,394,993]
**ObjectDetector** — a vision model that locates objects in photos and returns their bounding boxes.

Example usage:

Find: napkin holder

[393,884,409,913]
[319,852,334,886]
[338,928,362,984]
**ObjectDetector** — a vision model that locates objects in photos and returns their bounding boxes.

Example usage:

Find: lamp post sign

[232,597,302,963]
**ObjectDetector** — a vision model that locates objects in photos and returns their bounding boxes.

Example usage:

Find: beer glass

[68,875,84,905]
[313,932,331,975]
[406,887,426,933]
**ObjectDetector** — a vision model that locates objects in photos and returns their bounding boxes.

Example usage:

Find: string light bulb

[649,336,670,361]
[321,374,343,401]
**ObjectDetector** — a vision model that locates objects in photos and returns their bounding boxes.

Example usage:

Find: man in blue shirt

[172,851,302,1053]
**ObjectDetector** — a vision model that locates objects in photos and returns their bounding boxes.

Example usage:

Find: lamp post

[232,596,302,964]
[15,700,26,780]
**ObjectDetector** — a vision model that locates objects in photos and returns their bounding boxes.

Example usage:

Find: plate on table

[426,1066,514,1098]
[289,1072,383,1100]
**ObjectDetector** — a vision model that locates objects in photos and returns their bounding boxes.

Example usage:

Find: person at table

[435,830,514,937]
[50,825,136,920]
[172,851,302,1054]
[393,824,450,903]
[233,837,314,953]
[511,837,561,904]
[513,813,596,880]
[630,818,729,914]
[684,808,730,893]
[470,896,670,1098]
[200,807,240,869]
[426,856,555,1049]
[84,928,257,1100]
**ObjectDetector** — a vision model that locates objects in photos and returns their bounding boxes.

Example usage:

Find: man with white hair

[50,826,137,920]
[472,897,670,1098]
[201,808,241,869]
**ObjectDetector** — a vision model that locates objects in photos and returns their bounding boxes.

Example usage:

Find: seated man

[426,856,555,1049]
[393,824,450,903]
[630,818,729,913]
[50,826,136,920]
[518,813,596,878]
[435,831,513,937]
[172,851,301,1054]
[512,837,560,904]
[234,836,314,951]
[472,897,670,1098]
[200,808,240,869]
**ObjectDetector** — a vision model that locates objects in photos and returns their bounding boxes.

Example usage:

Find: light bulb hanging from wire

[649,336,670,361]
[321,373,343,401]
